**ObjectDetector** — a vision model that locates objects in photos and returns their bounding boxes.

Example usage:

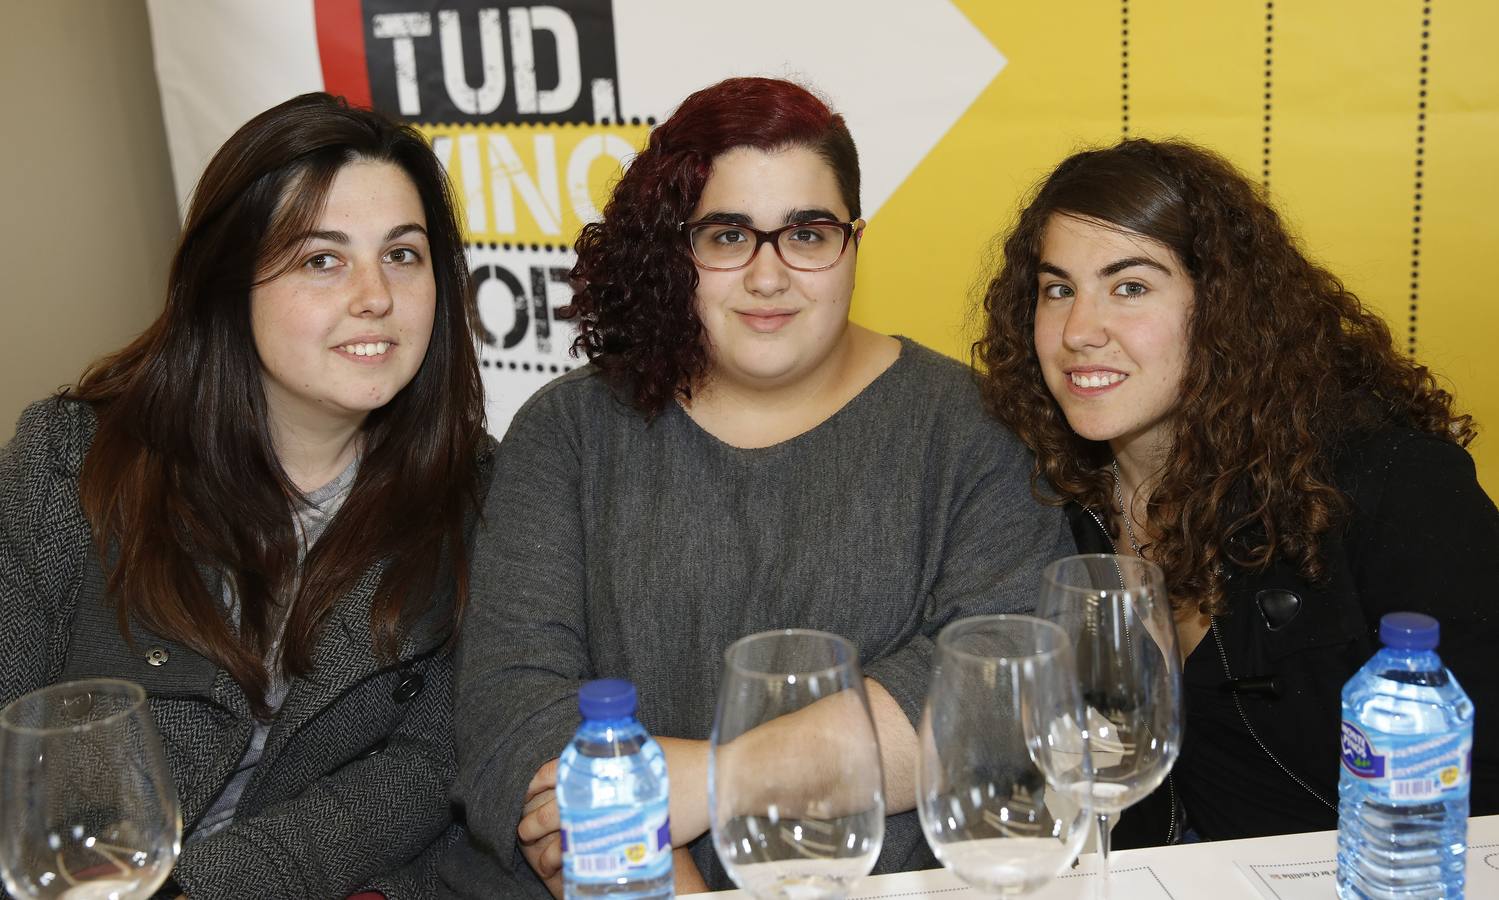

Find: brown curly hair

[974,138,1473,614]
[564,77,860,416]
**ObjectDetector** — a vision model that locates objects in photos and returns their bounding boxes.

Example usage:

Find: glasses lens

[777,224,846,270]
[690,224,755,269]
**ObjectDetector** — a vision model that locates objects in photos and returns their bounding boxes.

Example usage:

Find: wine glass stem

[1096,811,1113,871]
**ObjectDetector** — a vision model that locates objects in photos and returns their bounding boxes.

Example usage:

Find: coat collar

[258,559,451,762]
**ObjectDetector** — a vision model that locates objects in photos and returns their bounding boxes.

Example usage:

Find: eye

[385,247,421,264]
[710,226,751,245]
[304,252,340,272]
[1114,281,1148,297]
[786,226,826,244]
[1040,283,1074,300]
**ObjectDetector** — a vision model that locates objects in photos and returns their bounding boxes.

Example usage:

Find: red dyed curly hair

[564,77,860,416]
[974,139,1473,614]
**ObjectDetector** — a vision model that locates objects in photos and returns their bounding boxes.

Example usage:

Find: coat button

[146,647,170,667]
[1255,589,1303,631]
[392,672,424,703]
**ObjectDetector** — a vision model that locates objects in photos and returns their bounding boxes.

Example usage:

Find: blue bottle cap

[1379,612,1440,650]
[578,679,637,720]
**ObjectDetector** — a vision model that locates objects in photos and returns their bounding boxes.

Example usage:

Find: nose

[742,238,790,296]
[350,262,394,318]
[1061,292,1108,351]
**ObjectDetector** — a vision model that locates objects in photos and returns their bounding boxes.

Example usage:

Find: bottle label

[1340,720,1471,801]
[561,798,672,885]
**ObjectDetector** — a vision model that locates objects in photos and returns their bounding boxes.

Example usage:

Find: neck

[1109,438,1167,506]
[683,325,889,449]
[268,409,365,494]
[1109,439,1168,552]
[702,324,859,409]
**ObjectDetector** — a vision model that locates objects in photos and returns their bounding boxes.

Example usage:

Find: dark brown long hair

[565,77,860,416]
[975,138,1472,613]
[72,93,486,713]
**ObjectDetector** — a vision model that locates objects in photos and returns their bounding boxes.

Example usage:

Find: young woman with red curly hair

[441,78,1069,896]
[975,138,1499,847]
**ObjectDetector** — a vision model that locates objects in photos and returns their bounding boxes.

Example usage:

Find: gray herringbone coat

[0,398,487,899]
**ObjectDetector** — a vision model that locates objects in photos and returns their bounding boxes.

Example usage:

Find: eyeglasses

[680,218,865,272]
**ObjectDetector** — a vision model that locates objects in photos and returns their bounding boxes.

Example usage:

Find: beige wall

[0,1,178,442]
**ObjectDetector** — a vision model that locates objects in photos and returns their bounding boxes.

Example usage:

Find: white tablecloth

[706,815,1499,898]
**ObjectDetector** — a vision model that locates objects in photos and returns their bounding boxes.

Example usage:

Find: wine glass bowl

[1037,554,1182,873]
[710,630,885,899]
[917,614,1094,897]
[0,679,181,900]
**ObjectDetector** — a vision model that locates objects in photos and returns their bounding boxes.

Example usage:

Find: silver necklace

[1111,459,1145,557]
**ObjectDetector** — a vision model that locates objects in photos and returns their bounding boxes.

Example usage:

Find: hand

[518,759,564,898]
[673,847,711,894]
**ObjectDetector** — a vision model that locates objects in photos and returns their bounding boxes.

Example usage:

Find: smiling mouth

[336,341,392,357]
[1070,371,1126,389]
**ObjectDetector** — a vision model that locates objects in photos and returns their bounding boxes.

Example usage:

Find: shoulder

[885,338,982,403]
[0,398,95,636]
[1335,423,1497,549]
[1335,425,1484,505]
[2,396,98,485]
[882,337,1032,456]
[502,365,636,441]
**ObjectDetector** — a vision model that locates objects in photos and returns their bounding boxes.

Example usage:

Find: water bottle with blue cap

[558,679,673,898]
[1337,612,1474,898]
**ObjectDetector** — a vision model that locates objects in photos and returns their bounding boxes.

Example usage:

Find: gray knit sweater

[441,338,1071,896]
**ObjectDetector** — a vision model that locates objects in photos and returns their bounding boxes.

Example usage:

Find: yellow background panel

[1418,0,1499,491]
[1128,0,1263,173]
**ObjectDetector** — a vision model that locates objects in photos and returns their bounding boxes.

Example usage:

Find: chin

[722,351,800,383]
[1059,416,1120,445]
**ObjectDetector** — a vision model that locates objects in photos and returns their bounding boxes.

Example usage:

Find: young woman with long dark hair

[975,137,1499,846]
[441,77,1068,896]
[0,92,491,897]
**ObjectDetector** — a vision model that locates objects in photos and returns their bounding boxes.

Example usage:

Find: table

[707,815,1499,898]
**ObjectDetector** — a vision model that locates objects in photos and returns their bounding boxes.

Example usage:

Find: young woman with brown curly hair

[975,138,1499,846]
[442,77,1070,896]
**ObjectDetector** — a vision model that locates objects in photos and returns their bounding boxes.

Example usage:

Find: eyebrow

[302,223,428,244]
[692,208,845,228]
[694,212,754,227]
[1037,257,1174,279]
[785,208,841,225]
[1100,256,1172,277]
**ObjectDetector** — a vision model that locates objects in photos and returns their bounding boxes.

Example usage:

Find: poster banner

[146,0,1499,492]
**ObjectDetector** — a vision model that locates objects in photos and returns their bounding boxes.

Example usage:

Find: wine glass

[917,614,1094,896]
[0,679,181,900]
[710,629,884,899]
[1037,555,1182,884]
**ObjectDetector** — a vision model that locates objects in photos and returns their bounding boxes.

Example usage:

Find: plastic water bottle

[1337,612,1473,899]
[558,679,674,899]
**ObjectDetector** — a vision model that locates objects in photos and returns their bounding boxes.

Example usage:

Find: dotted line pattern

[471,241,572,253]
[415,116,656,129]
[1263,2,1275,189]
[1121,1,1131,137]
[480,359,574,373]
[1408,3,1432,356]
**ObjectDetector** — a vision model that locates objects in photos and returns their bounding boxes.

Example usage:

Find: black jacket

[1068,426,1499,846]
